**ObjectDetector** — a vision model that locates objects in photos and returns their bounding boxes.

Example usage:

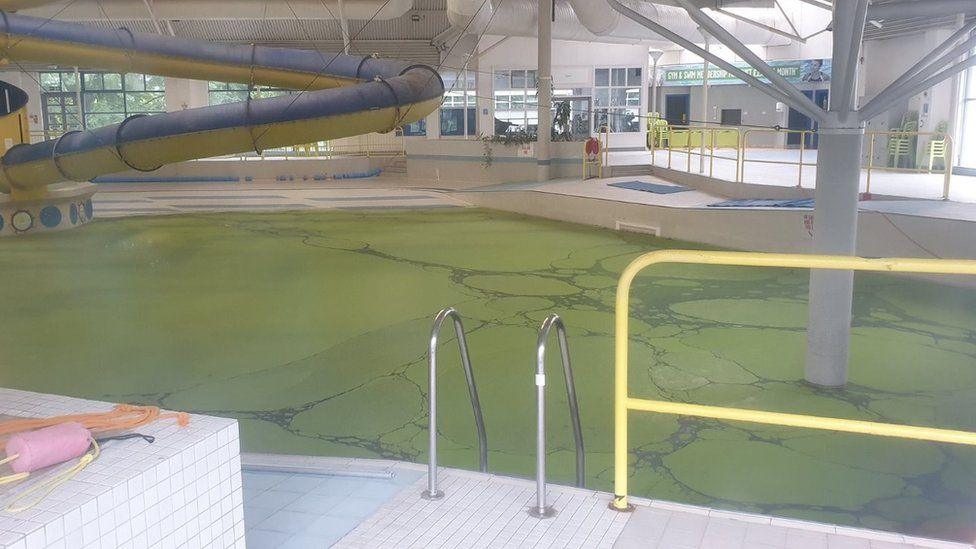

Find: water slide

[0,11,444,200]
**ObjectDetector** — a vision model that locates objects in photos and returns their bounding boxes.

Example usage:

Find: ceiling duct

[1,0,415,20]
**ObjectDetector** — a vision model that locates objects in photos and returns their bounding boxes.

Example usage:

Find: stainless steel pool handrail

[422,307,488,500]
[529,314,585,519]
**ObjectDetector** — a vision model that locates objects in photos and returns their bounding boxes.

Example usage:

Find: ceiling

[1,0,970,73]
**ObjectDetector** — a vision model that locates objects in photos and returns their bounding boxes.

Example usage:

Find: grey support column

[805,114,864,387]
[803,0,869,387]
[537,0,553,181]
[700,36,710,173]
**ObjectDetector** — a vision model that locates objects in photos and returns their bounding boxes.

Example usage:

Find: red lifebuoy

[585,137,601,157]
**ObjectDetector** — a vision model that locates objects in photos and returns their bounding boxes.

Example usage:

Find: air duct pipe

[868,0,976,21]
[447,0,790,46]
[2,0,414,20]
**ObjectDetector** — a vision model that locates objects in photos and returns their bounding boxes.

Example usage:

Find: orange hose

[0,404,190,452]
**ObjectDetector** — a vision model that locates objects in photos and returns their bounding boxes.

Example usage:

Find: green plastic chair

[923,122,949,172]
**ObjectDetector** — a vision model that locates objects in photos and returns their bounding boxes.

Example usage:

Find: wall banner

[659,59,832,87]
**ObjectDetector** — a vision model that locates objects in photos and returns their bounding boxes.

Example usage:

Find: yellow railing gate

[611,249,976,511]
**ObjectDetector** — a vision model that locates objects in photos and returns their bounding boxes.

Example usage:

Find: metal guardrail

[647,124,955,197]
[610,249,976,512]
[864,130,954,199]
[530,314,584,519]
[423,307,488,500]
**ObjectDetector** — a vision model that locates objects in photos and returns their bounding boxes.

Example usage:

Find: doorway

[665,93,691,126]
[787,89,829,149]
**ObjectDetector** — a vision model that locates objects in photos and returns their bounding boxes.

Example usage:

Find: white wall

[475,36,650,146]
[860,29,959,133]
[165,77,209,111]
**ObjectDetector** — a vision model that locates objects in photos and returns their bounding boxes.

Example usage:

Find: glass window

[494,70,509,92]
[627,68,643,86]
[960,50,976,170]
[403,118,426,137]
[439,69,476,136]
[594,67,643,133]
[40,72,63,92]
[40,70,167,133]
[612,68,626,86]
[102,73,123,90]
[207,82,293,106]
[511,70,526,89]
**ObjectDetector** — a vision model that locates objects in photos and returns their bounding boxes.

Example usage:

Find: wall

[406,138,584,184]
[475,36,651,148]
[165,77,209,111]
[0,71,47,139]
[860,26,964,167]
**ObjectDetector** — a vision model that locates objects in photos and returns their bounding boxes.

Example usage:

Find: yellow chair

[888,134,912,168]
[925,137,948,172]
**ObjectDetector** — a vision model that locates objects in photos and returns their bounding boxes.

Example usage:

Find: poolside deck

[607,149,976,203]
[241,455,974,549]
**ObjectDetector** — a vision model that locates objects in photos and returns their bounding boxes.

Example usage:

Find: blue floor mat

[609,181,691,194]
[709,198,814,209]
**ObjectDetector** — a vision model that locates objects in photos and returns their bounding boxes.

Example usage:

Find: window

[493,69,538,134]
[594,67,642,133]
[208,82,294,106]
[721,109,742,126]
[402,119,427,137]
[440,70,476,137]
[960,46,976,171]
[39,71,165,133]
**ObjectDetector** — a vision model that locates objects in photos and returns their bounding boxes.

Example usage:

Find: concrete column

[805,112,864,387]
[650,51,663,115]
[536,0,553,181]
[803,0,868,387]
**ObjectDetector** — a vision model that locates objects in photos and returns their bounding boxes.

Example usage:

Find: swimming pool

[1,208,973,542]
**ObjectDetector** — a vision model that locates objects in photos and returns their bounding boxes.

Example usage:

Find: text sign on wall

[660,59,832,87]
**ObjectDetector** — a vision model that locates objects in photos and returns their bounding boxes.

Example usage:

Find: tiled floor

[624,149,976,203]
[92,186,463,217]
[337,469,630,549]
[239,457,974,549]
[612,502,974,549]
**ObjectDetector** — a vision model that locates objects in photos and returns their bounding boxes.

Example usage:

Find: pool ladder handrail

[530,313,585,519]
[422,307,488,500]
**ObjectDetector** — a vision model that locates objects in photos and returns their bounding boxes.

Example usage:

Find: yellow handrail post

[667,128,673,169]
[611,257,638,512]
[740,129,750,183]
[709,129,715,178]
[686,127,692,173]
[866,134,875,196]
[943,135,953,201]
[611,250,976,512]
[797,132,806,188]
[736,130,744,183]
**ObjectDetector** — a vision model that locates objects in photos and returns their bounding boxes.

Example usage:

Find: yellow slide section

[0,12,444,198]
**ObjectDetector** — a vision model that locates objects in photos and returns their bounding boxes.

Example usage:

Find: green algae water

[0,208,974,542]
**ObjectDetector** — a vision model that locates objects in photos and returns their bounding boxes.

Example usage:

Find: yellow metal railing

[660,125,741,179]
[864,130,954,200]
[649,125,956,197]
[740,128,816,187]
[611,249,976,511]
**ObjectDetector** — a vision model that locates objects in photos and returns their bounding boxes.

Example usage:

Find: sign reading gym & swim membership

[660,59,832,87]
